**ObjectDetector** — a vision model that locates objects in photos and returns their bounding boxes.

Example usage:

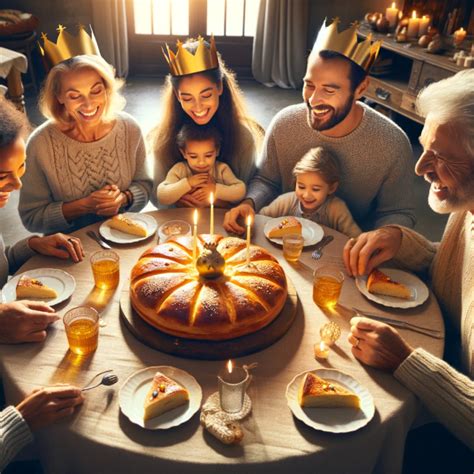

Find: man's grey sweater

[247,102,416,229]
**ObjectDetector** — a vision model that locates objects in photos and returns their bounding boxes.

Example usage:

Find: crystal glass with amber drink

[282,234,305,262]
[90,250,120,290]
[64,306,99,356]
[313,266,344,309]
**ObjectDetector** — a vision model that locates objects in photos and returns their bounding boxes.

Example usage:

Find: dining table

[0,208,445,474]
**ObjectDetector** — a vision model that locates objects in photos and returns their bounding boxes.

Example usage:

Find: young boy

[260,147,361,238]
[157,123,245,207]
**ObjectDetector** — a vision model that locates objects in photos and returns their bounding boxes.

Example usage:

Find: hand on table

[0,301,59,344]
[223,203,255,235]
[16,384,84,432]
[343,227,402,277]
[29,234,84,263]
[348,316,413,372]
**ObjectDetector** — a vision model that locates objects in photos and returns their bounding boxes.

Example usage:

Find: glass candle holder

[218,365,249,413]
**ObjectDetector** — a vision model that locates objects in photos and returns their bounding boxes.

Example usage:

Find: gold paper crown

[162,35,219,76]
[38,24,101,70]
[312,18,381,72]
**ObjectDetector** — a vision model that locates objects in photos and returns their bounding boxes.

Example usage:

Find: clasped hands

[88,184,127,216]
[179,173,216,207]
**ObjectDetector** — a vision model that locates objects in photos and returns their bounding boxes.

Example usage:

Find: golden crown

[38,24,101,70]
[162,35,219,76]
[312,18,381,72]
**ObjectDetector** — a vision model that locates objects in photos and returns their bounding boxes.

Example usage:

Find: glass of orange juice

[64,306,99,356]
[282,234,305,262]
[313,265,344,309]
[90,250,120,290]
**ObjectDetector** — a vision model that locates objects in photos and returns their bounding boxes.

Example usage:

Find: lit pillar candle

[418,15,430,36]
[385,2,399,29]
[246,215,252,265]
[314,340,329,360]
[209,192,214,235]
[193,208,198,263]
[453,27,467,47]
[407,11,420,38]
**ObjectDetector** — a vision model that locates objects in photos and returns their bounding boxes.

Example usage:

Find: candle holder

[218,365,250,413]
[320,321,342,346]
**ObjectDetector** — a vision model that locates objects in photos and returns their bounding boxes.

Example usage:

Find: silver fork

[86,230,112,249]
[311,235,334,260]
[352,307,443,338]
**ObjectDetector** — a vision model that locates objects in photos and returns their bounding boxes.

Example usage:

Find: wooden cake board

[120,277,298,360]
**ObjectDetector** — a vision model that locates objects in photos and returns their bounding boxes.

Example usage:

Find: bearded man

[224,19,416,233]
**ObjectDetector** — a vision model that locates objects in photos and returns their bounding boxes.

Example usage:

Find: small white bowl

[158,220,191,242]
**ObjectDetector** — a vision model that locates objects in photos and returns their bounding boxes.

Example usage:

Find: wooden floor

[1,76,447,247]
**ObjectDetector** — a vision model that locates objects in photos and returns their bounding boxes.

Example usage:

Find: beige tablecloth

[0,47,27,78]
[0,209,444,474]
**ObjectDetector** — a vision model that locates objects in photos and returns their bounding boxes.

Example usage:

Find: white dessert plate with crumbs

[263,217,324,246]
[2,268,76,306]
[100,213,157,244]
[356,268,429,309]
[119,366,202,429]
[286,369,375,433]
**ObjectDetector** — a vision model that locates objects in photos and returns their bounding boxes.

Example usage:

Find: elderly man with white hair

[343,69,474,457]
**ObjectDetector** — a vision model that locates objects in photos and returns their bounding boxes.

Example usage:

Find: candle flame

[246,215,252,226]
[227,359,233,373]
[210,192,214,205]
[391,2,396,8]
[193,208,198,225]
[412,10,416,19]
[320,341,326,350]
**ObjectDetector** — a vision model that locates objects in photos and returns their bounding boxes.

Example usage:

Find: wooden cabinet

[359,25,464,123]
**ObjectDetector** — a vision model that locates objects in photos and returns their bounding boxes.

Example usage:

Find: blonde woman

[19,55,152,233]
[151,37,262,208]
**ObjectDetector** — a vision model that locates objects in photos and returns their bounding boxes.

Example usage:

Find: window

[128,0,260,75]
[132,0,260,37]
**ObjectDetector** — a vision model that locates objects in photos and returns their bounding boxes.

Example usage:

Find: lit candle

[418,15,430,36]
[193,209,198,263]
[407,11,420,38]
[385,2,399,29]
[246,215,251,265]
[218,360,249,413]
[453,27,467,47]
[314,340,329,360]
[209,192,214,235]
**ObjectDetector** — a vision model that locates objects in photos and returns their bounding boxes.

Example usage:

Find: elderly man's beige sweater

[393,211,474,448]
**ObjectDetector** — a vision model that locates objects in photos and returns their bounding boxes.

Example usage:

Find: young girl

[260,147,361,238]
[157,123,245,207]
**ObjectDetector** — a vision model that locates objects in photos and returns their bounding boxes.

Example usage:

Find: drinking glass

[64,306,99,356]
[282,233,304,262]
[90,250,120,290]
[313,265,344,309]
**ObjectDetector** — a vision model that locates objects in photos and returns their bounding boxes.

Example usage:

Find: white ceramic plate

[286,369,375,433]
[119,366,202,429]
[263,217,324,246]
[355,268,429,309]
[99,213,157,244]
[1,268,76,306]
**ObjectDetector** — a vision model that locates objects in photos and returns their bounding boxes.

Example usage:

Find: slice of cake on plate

[108,214,147,237]
[268,217,302,238]
[16,275,58,299]
[367,269,412,300]
[143,371,189,421]
[298,372,360,409]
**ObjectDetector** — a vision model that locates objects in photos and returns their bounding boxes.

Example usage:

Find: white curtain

[252,0,308,89]
[91,0,129,77]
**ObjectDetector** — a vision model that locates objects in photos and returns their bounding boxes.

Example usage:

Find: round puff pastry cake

[130,235,288,340]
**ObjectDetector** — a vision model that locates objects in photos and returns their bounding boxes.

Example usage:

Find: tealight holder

[218,365,250,413]
[320,321,342,346]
